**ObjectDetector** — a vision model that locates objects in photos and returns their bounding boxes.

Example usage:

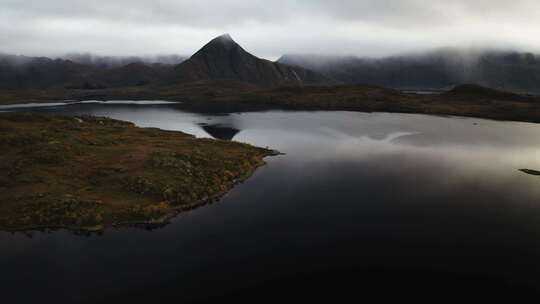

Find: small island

[0,112,275,232]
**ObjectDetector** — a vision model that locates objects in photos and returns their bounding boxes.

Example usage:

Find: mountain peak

[173,34,335,87]
[189,34,242,58]
[216,33,233,42]
[206,33,237,47]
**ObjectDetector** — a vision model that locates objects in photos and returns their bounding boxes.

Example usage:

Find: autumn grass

[0,112,274,232]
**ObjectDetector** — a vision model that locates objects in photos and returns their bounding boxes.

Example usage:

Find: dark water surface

[2,102,540,301]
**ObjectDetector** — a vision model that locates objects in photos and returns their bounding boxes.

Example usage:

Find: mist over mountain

[0,54,93,89]
[0,53,178,89]
[278,49,540,93]
[3,36,540,93]
[63,54,185,69]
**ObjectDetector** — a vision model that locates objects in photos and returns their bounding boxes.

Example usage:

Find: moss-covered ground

[0,112,273,231]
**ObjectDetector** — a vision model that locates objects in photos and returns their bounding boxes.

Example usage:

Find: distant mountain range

[278,49,540,93]
[2,36,540,93]
[0,54,176,89]
[0,34,333,90]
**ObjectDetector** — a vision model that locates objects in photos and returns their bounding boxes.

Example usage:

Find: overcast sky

[1,0,539,59]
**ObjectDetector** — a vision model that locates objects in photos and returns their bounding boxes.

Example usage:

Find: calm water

[2,102,540,301]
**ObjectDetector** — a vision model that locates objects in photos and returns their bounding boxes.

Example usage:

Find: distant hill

[80,62,175,88]
[0,54,176,89]
[444,84,528,101]
[278,49,540,94]
[173,34,336,87]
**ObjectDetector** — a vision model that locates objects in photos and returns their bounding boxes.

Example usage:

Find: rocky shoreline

[1,155,278,235]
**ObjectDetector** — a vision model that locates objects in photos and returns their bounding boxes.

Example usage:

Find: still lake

[2,102,540,301]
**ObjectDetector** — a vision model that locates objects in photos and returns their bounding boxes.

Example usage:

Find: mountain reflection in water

[199,123,241,140]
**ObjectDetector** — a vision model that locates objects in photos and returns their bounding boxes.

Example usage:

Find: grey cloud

[5,0,538,27]
[1,0,539,58]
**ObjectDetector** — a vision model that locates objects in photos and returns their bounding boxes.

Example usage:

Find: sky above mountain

[2,0,539,59]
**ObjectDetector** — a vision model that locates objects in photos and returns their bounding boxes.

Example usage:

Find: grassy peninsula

[0,112,274,232]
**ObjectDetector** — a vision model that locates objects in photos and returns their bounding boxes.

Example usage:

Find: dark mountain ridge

[82,62,175,88]
[63,53,185,69]
[173,34,336,87]
[0,54,178,90]
[278,49,540,94]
